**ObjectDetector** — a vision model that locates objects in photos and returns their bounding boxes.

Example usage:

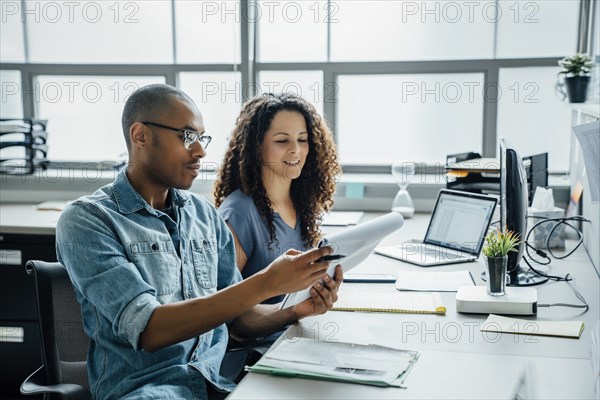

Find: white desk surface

[231,213,600,400]
[1,205,597,398]
[0,203,61,235]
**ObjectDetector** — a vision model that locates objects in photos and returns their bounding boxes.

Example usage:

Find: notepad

[332,291,446,315]
[481,314,585,339]
[395,270,475,292]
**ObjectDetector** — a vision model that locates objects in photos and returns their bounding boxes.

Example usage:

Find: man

[56,84,342,399]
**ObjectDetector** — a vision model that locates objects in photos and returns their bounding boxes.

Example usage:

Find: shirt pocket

[191,238,218,289]
[129,240,179,296]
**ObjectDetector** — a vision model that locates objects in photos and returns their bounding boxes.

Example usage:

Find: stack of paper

[247,338,419,387]
[481,314,585,338]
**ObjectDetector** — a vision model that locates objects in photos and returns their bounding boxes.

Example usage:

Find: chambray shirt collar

[112,167,191,215]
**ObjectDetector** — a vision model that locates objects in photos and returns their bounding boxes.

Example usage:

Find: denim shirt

[56,168,242,400]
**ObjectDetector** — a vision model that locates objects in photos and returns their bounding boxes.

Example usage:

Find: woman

[214,93,341,303]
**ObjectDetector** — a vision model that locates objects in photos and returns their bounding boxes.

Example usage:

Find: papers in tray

[35,201,71,211]
[481,314,585,339]
[395,270,475,292]
[247,338,419,388]
[281,212,404,309]
[332,291,446,315]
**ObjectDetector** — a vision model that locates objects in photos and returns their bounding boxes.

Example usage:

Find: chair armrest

[21,366,92,400]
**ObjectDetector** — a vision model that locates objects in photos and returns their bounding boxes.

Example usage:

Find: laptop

[375,189,497,266]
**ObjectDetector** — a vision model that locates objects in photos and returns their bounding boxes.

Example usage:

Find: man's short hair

[121,84,195,150]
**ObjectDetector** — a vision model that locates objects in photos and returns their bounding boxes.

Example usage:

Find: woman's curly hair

[214,93,341,248]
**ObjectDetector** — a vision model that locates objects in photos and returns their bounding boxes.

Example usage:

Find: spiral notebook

[332,291,446,315]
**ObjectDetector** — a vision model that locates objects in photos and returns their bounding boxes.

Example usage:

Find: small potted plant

[482,229,521,296]
[558,53,594,103]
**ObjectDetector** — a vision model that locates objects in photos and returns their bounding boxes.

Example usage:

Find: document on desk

[332,291,446,315]
[395,270,475,292]
[247,338,419,388]
[481,314,585,339]
[321,211,365,226]
[35,200,71,211]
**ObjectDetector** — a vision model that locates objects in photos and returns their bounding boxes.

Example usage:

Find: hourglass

[391,160,416,218]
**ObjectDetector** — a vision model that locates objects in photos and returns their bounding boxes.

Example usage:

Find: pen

[316,254,347,262]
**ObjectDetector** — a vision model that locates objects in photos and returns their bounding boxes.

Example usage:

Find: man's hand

[229,257,343,341]
[260,247,333,297]
[292,264,343,319]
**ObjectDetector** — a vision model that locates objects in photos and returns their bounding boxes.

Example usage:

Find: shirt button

[187,290,193,297]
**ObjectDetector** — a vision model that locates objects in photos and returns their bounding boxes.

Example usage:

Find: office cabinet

[0,233,56,398]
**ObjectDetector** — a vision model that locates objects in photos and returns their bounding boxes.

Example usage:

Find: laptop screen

[424,191,497,255]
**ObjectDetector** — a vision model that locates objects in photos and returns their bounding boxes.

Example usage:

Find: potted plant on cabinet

[482,229,521,296]
[558,53,594,103]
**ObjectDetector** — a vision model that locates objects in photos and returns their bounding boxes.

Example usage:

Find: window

[331,1,495,61]
[25,0,173,63]
[179,72,242,166]
[336,73,484,165]
[35,76,165,162]
[496,0,580,58]
[497,67,572,172]
[1,3,25,62]
[258,71,324,115]
[257,0,327,62]
[175,0,241,64]
[0,70,23,119]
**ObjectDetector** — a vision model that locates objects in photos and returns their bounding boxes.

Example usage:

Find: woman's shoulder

[219,189,257,213]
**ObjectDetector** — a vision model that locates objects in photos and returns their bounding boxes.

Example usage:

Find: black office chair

[221,338,268,384]
[20,260,91,400]
[20,261,265,398]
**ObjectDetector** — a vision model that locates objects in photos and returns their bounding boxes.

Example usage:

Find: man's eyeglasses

[141,121,212,150]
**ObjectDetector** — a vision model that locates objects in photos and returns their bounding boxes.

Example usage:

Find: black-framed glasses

[141,121,212,150]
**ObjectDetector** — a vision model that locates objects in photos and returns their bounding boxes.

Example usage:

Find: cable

[525,215,590,260]
[522,215,591,282]
[522,256,570,282]
[538,274,590,313]
[524,242,551,265]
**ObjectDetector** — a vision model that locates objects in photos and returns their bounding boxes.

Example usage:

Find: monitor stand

[507,265,549,287]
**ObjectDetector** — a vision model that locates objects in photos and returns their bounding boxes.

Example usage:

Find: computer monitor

[500,138,547,286]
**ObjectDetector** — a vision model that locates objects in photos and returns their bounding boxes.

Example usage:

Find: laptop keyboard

[402,243,471,261]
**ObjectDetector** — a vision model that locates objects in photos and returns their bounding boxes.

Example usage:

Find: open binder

[247,338,419,388]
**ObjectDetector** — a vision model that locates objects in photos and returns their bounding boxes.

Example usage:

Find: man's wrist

[251,269,280,300]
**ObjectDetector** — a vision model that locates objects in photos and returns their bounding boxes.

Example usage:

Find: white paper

[395,270,475,292]
[481,314,584,338]
[573,121,600,202]
[35,200,71,211]
[281,212,404,309]
[321,211,364,226]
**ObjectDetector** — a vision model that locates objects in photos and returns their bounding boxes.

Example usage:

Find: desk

[230,213,599,400]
